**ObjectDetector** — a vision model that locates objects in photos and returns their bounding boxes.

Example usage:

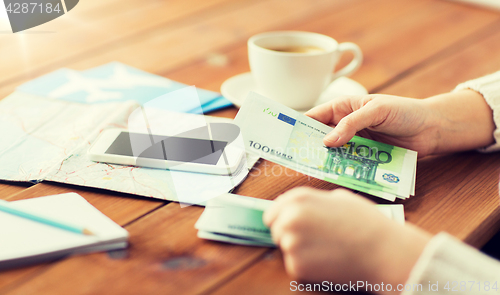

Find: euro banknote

[234,92,417,201]
[195,194,275,247]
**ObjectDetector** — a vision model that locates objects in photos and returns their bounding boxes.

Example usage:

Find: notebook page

[0,193,128,261]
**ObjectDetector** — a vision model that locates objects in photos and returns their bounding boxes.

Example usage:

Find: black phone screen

[105,132,228,165]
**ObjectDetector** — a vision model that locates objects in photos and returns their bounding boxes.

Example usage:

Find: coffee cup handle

[331,42,363,81]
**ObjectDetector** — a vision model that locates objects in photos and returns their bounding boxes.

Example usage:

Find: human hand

[263,187,431,294]
[306,90,495,157]
[305,94,438,157]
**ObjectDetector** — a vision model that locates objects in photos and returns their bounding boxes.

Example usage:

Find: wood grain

[408,152,500,245]
[166,0,500,93]
[2,0,498,96]
[0,0,244,86]
[0,0,353,90]
[210,250,302,295]
[0,182,32,200]
[1,0,500,293]
[381,23,500,97]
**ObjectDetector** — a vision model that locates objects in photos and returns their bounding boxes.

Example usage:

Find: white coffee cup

[248,31,363,110]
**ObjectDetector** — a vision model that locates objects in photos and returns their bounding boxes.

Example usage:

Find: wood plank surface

[164,0,500,94]
[382,24,500,97]
[3,0,499,95]
[0,0,353,88]
[0,0,247,85]
[1,0,500,294]
[211,250,309,295]
[0,182,31,200]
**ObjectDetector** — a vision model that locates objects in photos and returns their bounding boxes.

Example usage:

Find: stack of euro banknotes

[196,194,405,247]
[196,92,416,246]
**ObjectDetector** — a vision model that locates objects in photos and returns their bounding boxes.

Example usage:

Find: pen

[0,199,94,236]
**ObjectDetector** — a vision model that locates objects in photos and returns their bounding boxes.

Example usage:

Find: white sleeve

[453,71,500,152]
[402,232,500,295]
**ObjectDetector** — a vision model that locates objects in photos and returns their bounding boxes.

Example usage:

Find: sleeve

[453,71,500,152]
[402,232,500,295]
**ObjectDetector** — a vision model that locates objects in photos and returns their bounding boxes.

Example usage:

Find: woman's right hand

[305,90,495,157]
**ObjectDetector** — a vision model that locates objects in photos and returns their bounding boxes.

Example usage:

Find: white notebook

[0,193,129,270]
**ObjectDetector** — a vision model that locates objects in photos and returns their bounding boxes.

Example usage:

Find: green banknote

[234,92,417,201]
[195,194,405,247]
[195,194,275,247]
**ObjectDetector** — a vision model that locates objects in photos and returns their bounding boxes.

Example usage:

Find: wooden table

[1,0,500,293]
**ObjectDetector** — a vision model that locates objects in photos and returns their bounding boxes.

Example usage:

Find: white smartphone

[88,128,245,175]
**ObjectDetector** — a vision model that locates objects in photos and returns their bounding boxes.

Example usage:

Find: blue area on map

[17,62,231,114]
[17,68,72,95]
[278,113,296,126]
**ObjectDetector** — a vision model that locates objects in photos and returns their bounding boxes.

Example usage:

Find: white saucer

[220,72,368,111]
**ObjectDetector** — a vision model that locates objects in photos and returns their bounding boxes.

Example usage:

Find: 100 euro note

[234,92,417,201]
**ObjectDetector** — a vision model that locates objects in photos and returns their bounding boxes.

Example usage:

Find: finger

[267,203,303,246]
[283,251,302,280]
[329,188,355,198]
[267,209,289,246]
[265,187,324,227]
[269,222,283,246]
[305,95,368,125]
[273,187,311,200]
[263,201,282,227]
[330,188,376,205]
[323,101,386,147]
[304,100,335,124]
[263,188,305,226]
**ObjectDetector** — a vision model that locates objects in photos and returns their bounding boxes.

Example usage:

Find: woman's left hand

[263,187,431,294]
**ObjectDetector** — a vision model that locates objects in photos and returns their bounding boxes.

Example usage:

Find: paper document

[234,92,417,201]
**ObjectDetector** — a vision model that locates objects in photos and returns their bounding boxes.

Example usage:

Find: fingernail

[325,132,339,145]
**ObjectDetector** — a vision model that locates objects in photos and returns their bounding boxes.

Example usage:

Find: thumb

[323,103,384,147]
